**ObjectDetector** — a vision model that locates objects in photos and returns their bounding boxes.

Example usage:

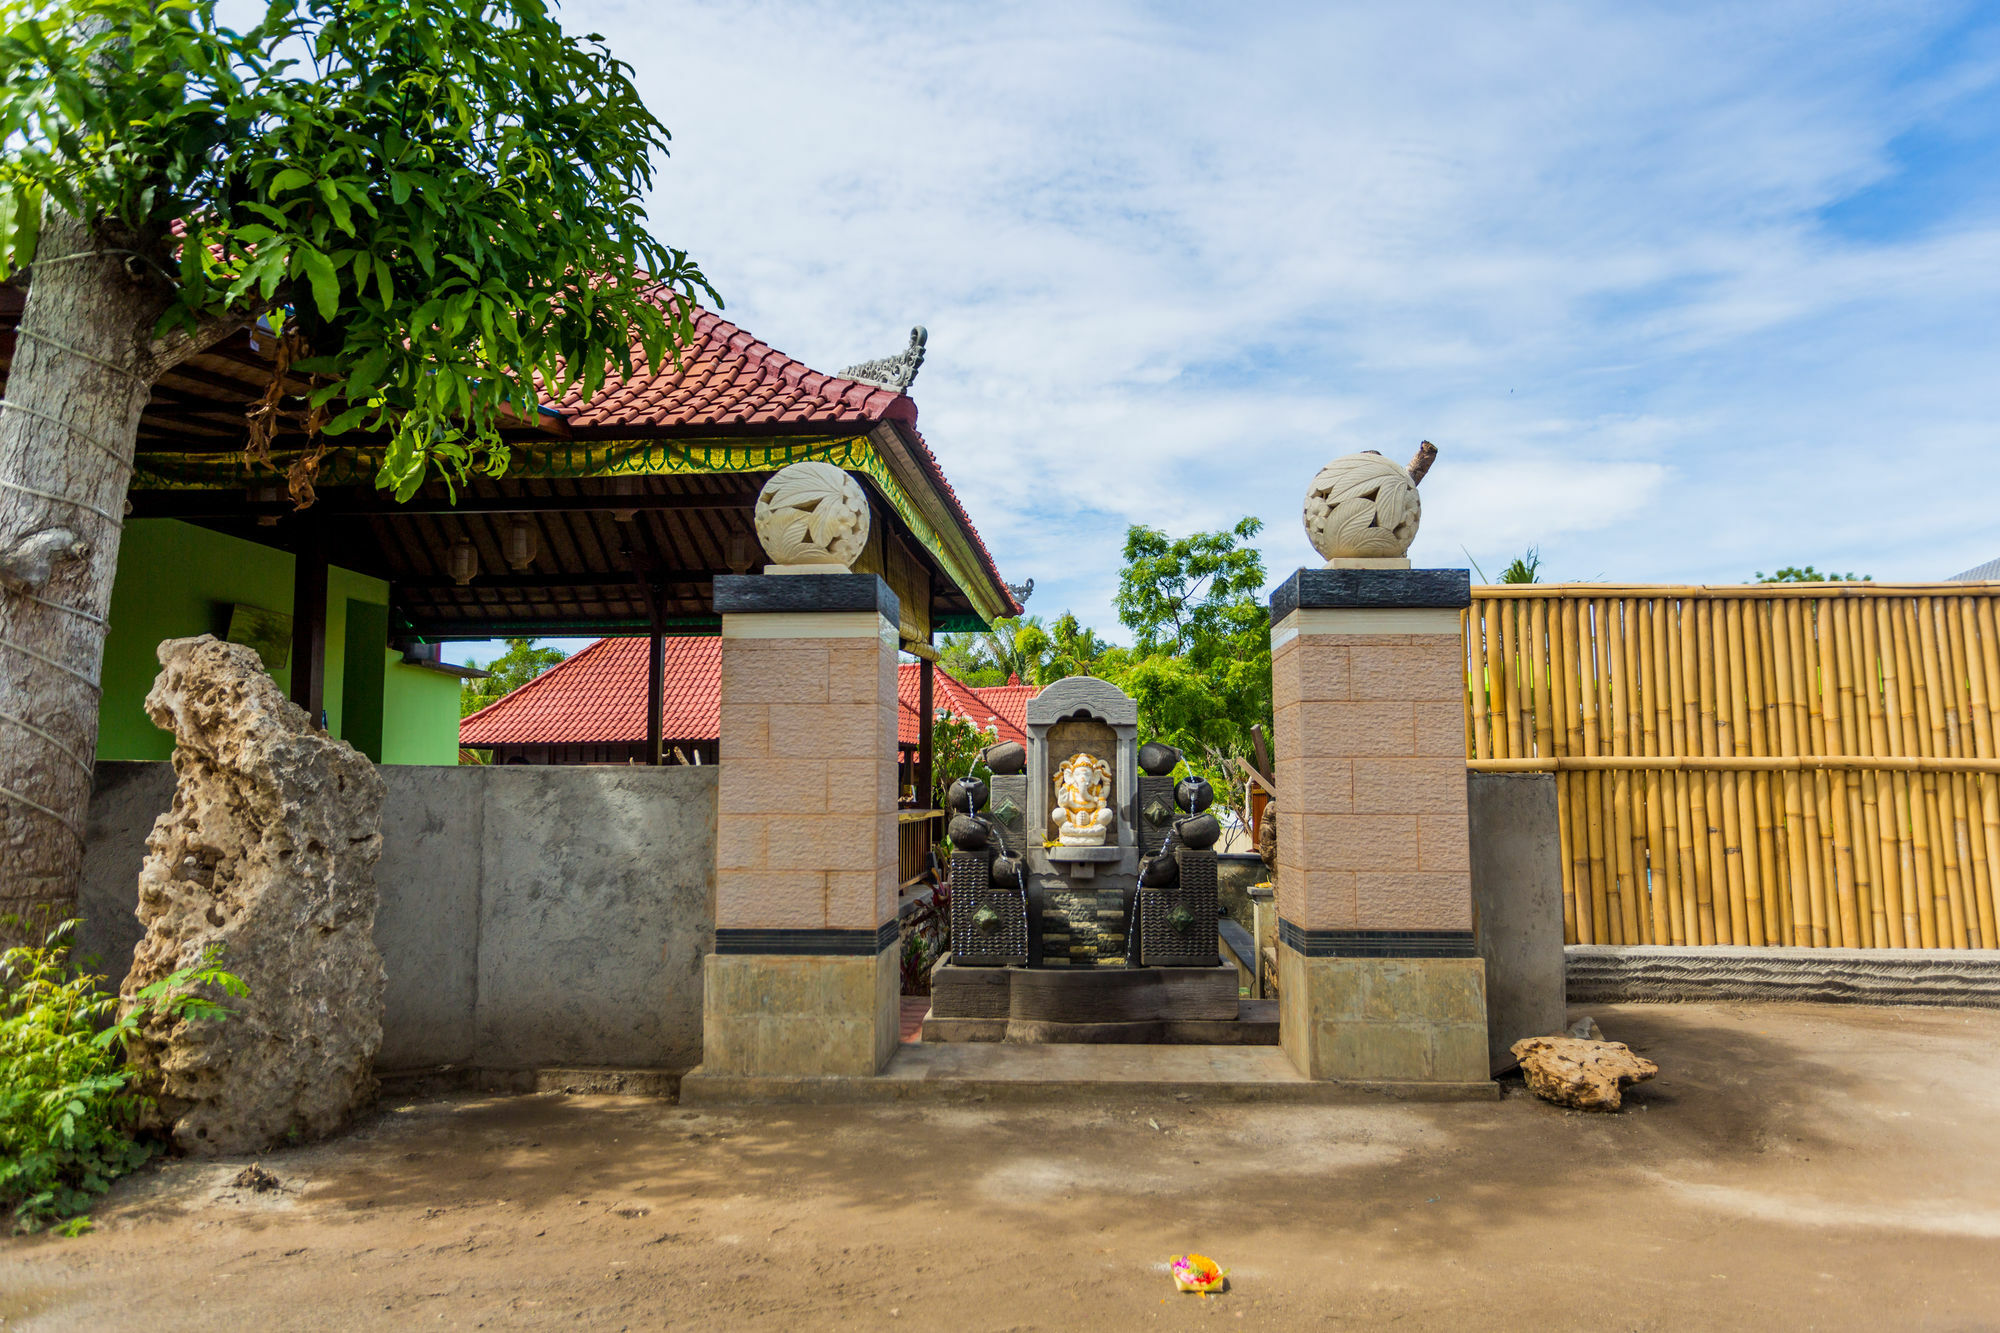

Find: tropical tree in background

[1755,566,1872,583]
[0,0,712,932]
[458,638,568,718]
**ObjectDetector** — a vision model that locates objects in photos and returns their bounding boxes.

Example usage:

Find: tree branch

[141,301,269,381]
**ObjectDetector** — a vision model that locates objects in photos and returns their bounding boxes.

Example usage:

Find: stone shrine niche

[1043,717,1117,843]
[1025,676,1139,889]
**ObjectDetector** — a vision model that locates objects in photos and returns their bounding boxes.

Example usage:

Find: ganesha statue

[1050,752,1115,847]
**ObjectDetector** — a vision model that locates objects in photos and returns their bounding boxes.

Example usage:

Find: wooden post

[916,654,935,815]
[647,622,665,766]
[289,512,328,723]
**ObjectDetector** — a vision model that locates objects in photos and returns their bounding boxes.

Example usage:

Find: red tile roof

[547,300,917,432]
[459,636,722,746]
[896,664,1029,746]
[459,637,1024,752]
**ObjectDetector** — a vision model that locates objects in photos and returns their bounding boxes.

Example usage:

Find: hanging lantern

[447,540,479,586]
[504,519,539,571]
[612,474,641,524]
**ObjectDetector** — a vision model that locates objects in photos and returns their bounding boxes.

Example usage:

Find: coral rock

[121,635,386,1155]
[1511,1035,1658,1111]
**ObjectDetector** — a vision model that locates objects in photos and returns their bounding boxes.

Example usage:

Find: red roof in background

[895,664,1028,746]
[547,302,915,432]
[459,637,1028,752]
[459,636,722,746]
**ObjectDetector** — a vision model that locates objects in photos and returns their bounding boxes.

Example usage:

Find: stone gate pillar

[695,573,903,1080]
[1269,568,1490,1085]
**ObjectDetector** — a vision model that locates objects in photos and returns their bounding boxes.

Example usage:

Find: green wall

[98,519,462,765]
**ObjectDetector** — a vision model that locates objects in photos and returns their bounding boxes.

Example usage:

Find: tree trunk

[0,207,176,943]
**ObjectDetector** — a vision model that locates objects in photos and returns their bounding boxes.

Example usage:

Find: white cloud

[236,0,2000,636]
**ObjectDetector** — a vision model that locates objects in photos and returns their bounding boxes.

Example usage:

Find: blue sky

[416,0,2000,664]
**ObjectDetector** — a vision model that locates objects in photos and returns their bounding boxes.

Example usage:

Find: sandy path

[6,1001,2000,1330]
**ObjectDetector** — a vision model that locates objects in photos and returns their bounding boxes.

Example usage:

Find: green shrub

[0,920,245,1234]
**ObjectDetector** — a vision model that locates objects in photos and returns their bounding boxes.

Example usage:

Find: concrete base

[679,1042,1500,1106]
[922,998,1279,1044]
[930,960,1239,1026]
[700,945,900,1077]
[1278,947,1491,1084]
[1567,944,2000,1009]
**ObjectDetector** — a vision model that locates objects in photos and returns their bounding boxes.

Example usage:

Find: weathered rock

[121,635,386,1155]
[1510,1035,1658,1111]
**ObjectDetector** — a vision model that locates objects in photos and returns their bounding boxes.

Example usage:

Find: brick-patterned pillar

[694,573,902,1081]
[1269,568,1489,1085]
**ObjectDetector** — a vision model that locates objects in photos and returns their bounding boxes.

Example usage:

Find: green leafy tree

[1105,518,1271,830]
[459,636,568,718]
[0,0,711,930]
[1755,566,1872,583]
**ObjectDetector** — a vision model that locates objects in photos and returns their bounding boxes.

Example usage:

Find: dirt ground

[6,1001,2000,1331]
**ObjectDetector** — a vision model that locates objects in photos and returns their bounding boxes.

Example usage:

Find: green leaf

[268,167,312,196]
[299,247,338,320]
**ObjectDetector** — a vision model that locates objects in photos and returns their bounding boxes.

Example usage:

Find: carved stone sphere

[948,814,990,850]
[753,461,871,567]
[1137,741,1182,777]
[1175,776,1214,815]
[946,776,988,815]
[981,740,1026,775]
[1177,812,1221,850]
[1303,452,1420,559]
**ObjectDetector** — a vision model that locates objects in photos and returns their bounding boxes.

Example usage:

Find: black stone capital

[713,572,899,622]
[1270,568,1471,622]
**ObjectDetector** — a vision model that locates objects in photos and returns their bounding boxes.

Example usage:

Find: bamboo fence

[1463,584,2000,950]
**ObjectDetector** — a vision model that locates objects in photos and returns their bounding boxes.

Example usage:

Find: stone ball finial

[753,461,871,568]
[1303,451,1422,561]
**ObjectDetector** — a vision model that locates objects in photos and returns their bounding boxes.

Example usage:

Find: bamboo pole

[1912,599,1970,948]
[1606,599,1644,943]
[1646,597,1686,943]
[1944,600,1996,948]
[1582,599,1612,942]
[1680,595,1718,945]
[1470,606,1492,763]
[1501,597,1525,761]
[1558,597,1590,943]
[1464,755,2000,774]
[1824,596,1866,948]
[1744,601,1786,942]
[1888,598,1941,947]
[1702,600,1749,944]
[1970,598,2000,949]
[1461,607,1476,763]
[1844,599,1890,948]
[1532,598,1554,762]
[1724,599,1768,945]
[1786,598,1832,946]
[1477,582,1989,598]
[1770,599,1815,946]
[1859,600,1905,948]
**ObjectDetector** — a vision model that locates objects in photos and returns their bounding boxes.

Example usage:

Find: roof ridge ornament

[838,326,927,392]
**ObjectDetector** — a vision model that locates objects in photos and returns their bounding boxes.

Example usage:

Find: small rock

[1511,1036,1658,1111]
[1567,1016,1604,1041]
[231,1164,282,1193]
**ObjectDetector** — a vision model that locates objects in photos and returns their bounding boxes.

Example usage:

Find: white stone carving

[1303,452,1421,561]
[1050,751,1115,846]
[753,461,871,568]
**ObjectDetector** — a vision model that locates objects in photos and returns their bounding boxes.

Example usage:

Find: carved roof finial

[838,326,927,392]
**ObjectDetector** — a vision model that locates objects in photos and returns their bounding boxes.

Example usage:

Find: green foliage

[459,636,567,717]
[1115,517,1268,663]
[938,616,1046,687]
[0,919,246,1234]
[928,711,993,811]
[1755,566,1872,583]
[0,0,714,498]
[1500,548,1542,583]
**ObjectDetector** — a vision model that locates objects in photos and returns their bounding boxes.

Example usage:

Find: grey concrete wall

[83,761,717,1072]
[1568,944,2000,1008]
[1468,772,1566,1072]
